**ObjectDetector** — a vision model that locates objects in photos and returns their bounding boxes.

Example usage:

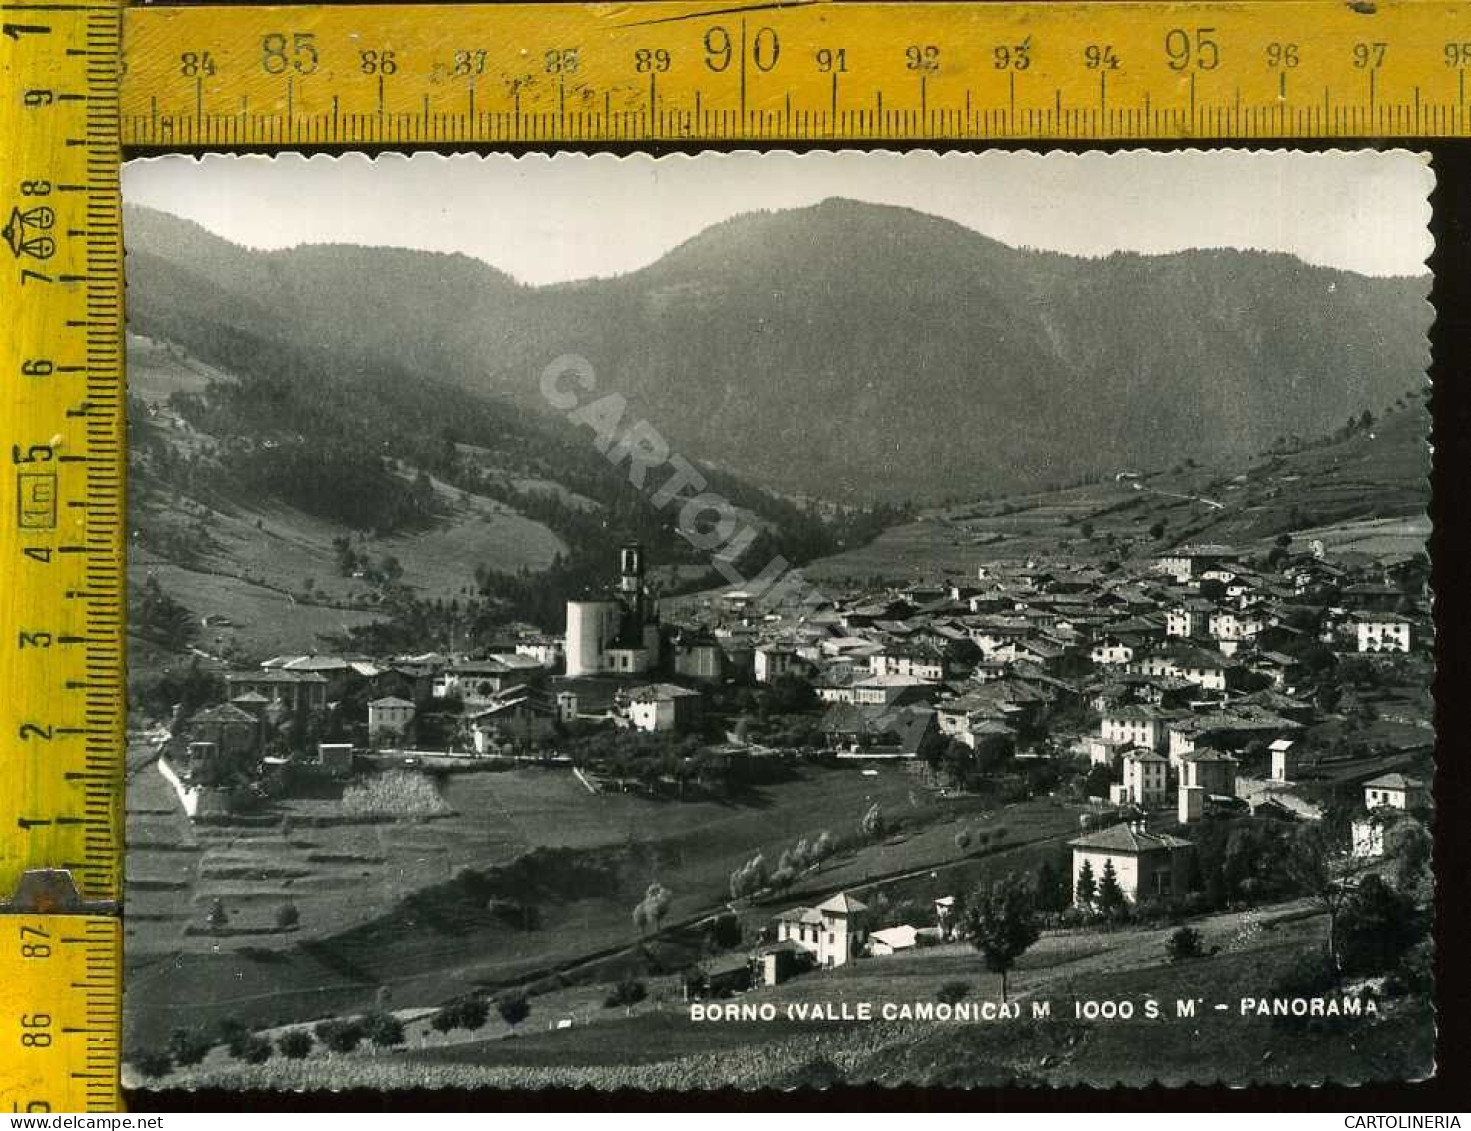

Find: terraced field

[124,758,1021,1049]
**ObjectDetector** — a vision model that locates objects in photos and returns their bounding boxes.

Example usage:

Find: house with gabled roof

[821,703,941,760]
[624,682,703,733]
[775,891,869,968]
[226,668,328,713]
[468,689,559,751]
[181,701,260,762]
[367,695,415,740]
[1154,545,1240,583]
[1363,772,1429,812]
[1116,747,1169,808]
[1100,705,1183,753]
[1070,822,1195,905]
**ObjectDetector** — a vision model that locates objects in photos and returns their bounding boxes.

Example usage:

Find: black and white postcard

[119,149,1435,1090]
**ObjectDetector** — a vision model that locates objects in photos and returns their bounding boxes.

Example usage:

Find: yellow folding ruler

[0,0,124,1113]
[0,0,1464,1112]
[118,0,1471,145]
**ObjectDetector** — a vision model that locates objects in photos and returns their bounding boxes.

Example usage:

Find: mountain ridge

[124,199,1429,503]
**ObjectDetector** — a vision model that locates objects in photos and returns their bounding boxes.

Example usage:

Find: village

[132,526,1433,1043]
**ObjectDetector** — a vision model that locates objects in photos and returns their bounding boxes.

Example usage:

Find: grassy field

[124,761,1055,1050]
[129,474,563,664]
[127,336,567,669]
[152,898,1432,1090]
[806,405,1429,584]
[128,334,230,403]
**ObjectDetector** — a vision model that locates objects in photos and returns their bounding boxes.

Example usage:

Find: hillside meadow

[124,761,1049,1048]
[152,899,1431,1089]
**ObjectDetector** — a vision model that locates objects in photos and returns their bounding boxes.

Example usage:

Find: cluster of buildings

[170,539,1427,831]
[667,542,1422,775]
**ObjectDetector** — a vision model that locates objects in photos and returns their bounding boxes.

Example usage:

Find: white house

[1208,607,1268,644]
[1350,817,1387,859]
[851,673,936,707]
[1154,545,1239,583]
[1355,613,1413,654]
[1115,748,1169,808]
[1100,706,1171,753]
[869,648,945,682]
[775,892,869,969]
[812,892,868,968]
[514,638,564,668]
[1167,602,1213,639]
[1089,636,1134,666]
[625,683,703,733]
[1086,734,1129,767]
[1070,822,1195,905]
[1362,772,1428,811]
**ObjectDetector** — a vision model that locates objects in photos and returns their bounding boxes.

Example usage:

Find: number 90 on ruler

[118,0,1471,145]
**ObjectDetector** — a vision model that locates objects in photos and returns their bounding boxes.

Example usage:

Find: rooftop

[1069,823,1194,854]
[816,892,869,916]
[1364,772,1426,791]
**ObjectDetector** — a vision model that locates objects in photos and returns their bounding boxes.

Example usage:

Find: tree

[1338,874,1428,977]
[1074,858,1097,908]
[312,1018,364,1053]
[277,1030,314,1059]
[497,994,530,1029]
[730,853,770,901]
[935,980,971,1005]
[604,978,648,1010]
[1096,859,1128,920]
[458,996,490,1032]
[860,801,886,840]
[217,1017,250,1058]
[1384,817,1433,902]
[1035,858,1070,913]
[430,1005,460,1034]
[237,1034,273,1065]
[633,880,673,934]
[167,1028,211,1068]
[362,1011,405,1049]
[954,828,973,853]
[960,874,1041,1003]
[1082,763,1116,799]
[132,576,197,650]
[206,898,228,931]
[275,902,300,930]
[1167,926,1205,962]
[1285,824,1352,975]
[762,672,818,714]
